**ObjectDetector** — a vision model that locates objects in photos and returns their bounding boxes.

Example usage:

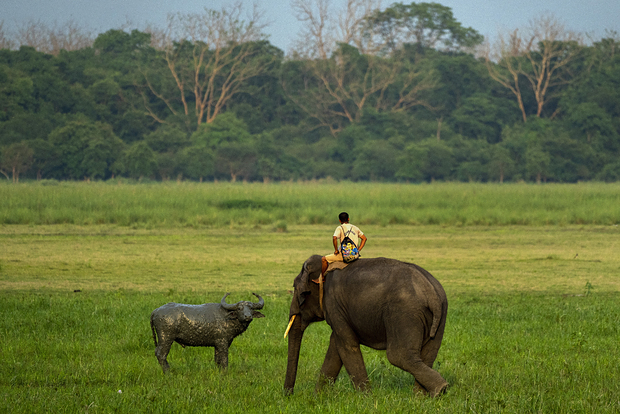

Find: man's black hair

[339,212,349,222]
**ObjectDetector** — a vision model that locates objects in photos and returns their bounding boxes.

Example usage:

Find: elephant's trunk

[284,314,304,394]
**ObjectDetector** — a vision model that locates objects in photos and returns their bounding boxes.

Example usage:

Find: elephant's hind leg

[386,344,448,397]
[421,303,447,369]
[317,333,344,392]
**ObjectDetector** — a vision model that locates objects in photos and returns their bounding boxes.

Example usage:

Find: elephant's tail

[409,262,445,339]
[429,304,441,339]
[417,267,444,339]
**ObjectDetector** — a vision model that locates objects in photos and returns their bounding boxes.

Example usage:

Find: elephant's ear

[296,262,312,307]
[294,255,322,308]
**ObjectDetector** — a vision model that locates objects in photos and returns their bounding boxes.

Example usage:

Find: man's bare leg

[321,256,328,278]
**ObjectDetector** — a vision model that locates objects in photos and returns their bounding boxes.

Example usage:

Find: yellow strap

[319,275,324,312]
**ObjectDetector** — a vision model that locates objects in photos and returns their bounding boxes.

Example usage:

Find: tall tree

[0,21,16,50]
[283,43,436,135]
[363,2,483,55]
[141,3,277,129]
[14,20,94,55]
[0,141,33,183]
[0,64,33,125]
[123,141,157,180]
[48,119,124,180]
[485,15,582,122]
[291,0,384,59]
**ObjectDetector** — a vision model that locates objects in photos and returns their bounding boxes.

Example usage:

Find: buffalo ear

[252,311,265,318]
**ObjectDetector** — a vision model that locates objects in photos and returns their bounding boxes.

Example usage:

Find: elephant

[284,255,448,397]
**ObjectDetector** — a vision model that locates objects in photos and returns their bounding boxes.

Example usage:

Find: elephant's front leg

[335,334,369,391]
[316,333,343,392]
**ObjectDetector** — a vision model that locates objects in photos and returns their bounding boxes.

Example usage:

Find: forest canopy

[1,1,619,183]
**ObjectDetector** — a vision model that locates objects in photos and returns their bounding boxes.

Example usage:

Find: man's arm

[358,234,367,251]
[332,236,339,255]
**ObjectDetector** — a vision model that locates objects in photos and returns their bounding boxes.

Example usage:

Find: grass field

[1,181,620,226]
[1,182,620,413]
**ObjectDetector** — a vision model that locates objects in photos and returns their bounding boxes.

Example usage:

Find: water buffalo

[150,292,265,372]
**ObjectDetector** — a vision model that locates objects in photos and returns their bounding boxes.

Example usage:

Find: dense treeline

[1,2,619,183]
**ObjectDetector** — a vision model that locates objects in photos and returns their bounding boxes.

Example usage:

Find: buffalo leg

[155,340,173,373]
[214,341,229,369]
[316,333,343,392]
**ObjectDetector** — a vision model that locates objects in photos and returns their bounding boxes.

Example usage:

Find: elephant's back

[341,257,432,282]
[336,257,445,302]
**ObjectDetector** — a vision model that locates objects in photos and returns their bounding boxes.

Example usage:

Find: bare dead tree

[523,15,582,118]
[484,31,530,122]
[283,47,436,136]
[141,2,274,127]
[291,0,384,59]
[286,0,435,136]
[49,20,95,55]
[0,21,16,50]
[485,14,582,122]
[143,24,168,51]
[14,19,94,55]
[15,20,49,52]
[0,142,34,183]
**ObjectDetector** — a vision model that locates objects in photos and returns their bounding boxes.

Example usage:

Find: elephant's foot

[414,379,448,397]
[315,373,336,393]
[413,380,427,396]
[428,381,449,398]
[351,376,371,393]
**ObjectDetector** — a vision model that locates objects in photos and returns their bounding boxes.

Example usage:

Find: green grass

[1,182,620,412]
[2,290,618,413]
[1,181,620,226]
[1,223,620,413]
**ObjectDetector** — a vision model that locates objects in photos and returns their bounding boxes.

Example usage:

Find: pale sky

[2,0,619,52]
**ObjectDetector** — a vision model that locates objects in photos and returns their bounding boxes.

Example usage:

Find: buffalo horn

[251,292,264,309]
[220,292,237,311]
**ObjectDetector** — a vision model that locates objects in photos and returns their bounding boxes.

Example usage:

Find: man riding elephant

[284,255,448,397]
[320,212,368,279]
